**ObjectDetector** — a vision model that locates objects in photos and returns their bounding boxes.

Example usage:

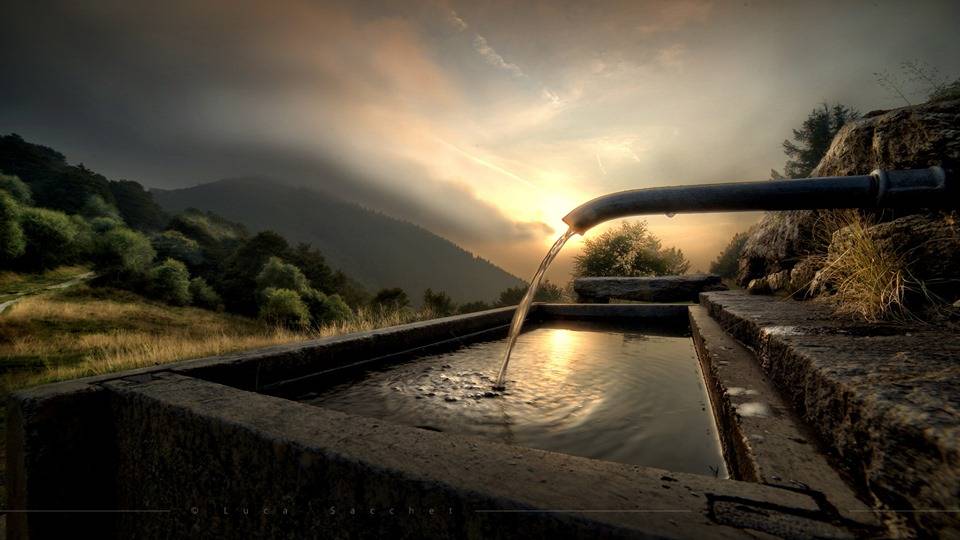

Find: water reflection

[304,321,727,478]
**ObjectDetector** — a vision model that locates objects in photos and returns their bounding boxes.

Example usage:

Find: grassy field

[0,283,436,390]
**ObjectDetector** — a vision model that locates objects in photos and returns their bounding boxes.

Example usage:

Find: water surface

[303,321,727,477]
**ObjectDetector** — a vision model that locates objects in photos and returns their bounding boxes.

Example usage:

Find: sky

[2,0,959,281]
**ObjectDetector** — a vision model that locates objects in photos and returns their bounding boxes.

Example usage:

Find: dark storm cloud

[0,0,549,245]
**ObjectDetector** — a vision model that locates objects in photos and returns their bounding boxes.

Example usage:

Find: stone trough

[12,291,944,539]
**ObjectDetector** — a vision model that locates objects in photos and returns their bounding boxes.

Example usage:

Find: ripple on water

[304,322,728,478]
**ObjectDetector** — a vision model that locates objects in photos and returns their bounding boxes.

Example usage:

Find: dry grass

[815,210,913,321]
[0,286,440,390]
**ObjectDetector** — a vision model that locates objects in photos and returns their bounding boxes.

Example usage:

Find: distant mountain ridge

[152,178,523,303]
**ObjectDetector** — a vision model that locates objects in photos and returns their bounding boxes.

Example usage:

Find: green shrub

[148,258,192,306]
[0,191,26,262]
[90,216,124,233]
[573,220,689,277]
[258,287,310,328]
[18,206,79,270]
[93,227,156,279]
[304,289,353,325]
[152,230,203,266]
[189,277,223,311]
[423,288,455,317]
[371,287,410,312]
[0,173,32,204]
[81,194,120,219]
[496,280,563,306]
[256,256,310,294]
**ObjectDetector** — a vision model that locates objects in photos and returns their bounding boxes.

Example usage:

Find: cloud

[472,35,525,78]
[447,9,467,31]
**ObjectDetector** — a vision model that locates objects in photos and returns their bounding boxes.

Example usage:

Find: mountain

[152,179,523,304]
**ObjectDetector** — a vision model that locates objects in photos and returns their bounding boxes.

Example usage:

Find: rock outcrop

[738,99,960,301]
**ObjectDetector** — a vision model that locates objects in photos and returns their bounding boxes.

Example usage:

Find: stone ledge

[97,372,866,539]
[688,306,878,530]
[700,290,960,537]
[574,274,726,303]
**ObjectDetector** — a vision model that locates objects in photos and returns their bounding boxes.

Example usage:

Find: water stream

[494,227,576,390]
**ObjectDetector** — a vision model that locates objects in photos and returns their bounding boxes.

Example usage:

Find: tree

[17,206,79,270]
[709,231,750,279]
[255,256,311,294]
[777,104,859,179]
[423,288,455,317]
[371,287,410,312]
[80,194,120,220]
[108,179,168,232]
[287,243,336,292]
[303,290,353,325]
[259,287,310,328]
[189,277,223,311]
[0,191,25,262]
[0,173,32,204]
[148,258,192,306]
[496,280,563,306]
[573,221,689,278]
[151,230,203,267]
[93,227,156,279]
[220,231,290,315]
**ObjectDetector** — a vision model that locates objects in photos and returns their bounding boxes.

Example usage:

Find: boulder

[738,98,960,288]
[824,212,960,302]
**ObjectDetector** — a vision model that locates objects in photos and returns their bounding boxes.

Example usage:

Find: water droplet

[665,212,676,218]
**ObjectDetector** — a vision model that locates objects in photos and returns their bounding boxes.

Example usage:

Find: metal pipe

[562,166,953,234]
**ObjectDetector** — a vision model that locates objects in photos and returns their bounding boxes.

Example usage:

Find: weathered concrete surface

[701,290,960,536]
[97,372,870,539]
[574,274,726,303]
[689,306,879,531]
[5,381,118,539]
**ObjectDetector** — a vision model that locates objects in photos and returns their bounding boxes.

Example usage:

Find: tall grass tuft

[815,210,914,321]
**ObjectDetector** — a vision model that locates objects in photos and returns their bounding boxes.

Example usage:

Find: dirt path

[0,271,95,315]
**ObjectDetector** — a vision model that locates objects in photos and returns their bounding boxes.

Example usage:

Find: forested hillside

[153,178,523,303]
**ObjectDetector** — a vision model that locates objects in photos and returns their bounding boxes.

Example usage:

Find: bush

[371,287,410,312]
[304,289,353,325]
[573,221,689,277]
[256,256,310,294]
[259,287,310,328]
[90,216,124,233]
[148,258,192,306]
[93,227,156,279]
[189,277,223,311]
[81,194,120,219]
[18,206,79,270]
[0,191,26,262]
[496,280,563,306]
[709,231,750,278]
[0,173,32,204]
[423,288,455,317]
[152,230,203,266]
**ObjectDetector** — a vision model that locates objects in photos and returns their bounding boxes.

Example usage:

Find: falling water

[494,227,577,389]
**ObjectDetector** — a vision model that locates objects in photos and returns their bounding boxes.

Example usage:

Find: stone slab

[700,290,960,537]
[689,306,879,531]
[574,274,726,303]
[97,372,869,539]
